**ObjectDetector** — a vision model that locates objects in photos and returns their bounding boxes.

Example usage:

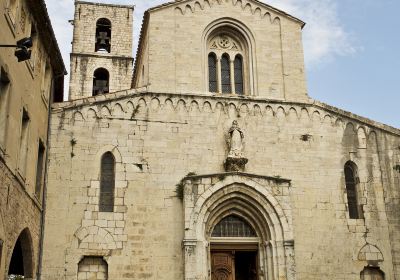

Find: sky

[45,0,400,128]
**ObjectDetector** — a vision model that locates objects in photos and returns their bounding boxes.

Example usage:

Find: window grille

[212,215,257,237]
[221,54,231,93]
[234,55,243,95]
[208,53,218,92]
[99,152,115,212]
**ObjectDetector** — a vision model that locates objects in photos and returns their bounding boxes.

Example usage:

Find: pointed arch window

[207,30,248,95]
[234,55,244,95]
[95,18,111,53]
[99,152,115,212]
[208,53,218,92]
[93,68,109,96]
[212,215,257,238]
[344,161,363,219]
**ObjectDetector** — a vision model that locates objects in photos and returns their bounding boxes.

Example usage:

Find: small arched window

[234,55,243,95]
[208,53,217,92]
[95,18,111,53]
[92,68,109,96]
[212,215,257,238]
[344,161,363,219]
[221,54,231,94]
[99,152,115,212]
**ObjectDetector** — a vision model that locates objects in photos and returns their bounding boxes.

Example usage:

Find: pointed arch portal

[182,173,294,280]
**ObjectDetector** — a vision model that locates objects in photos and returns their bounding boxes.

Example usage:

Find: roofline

[132,10,150,87]
[29,0,67,75]
[75,0,135,9]
[147,0,306,28]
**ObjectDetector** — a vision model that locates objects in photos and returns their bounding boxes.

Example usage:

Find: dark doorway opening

[8,229,33,279]
[211,249,258,280]
[8,238,24,276]
[235,251,257,280]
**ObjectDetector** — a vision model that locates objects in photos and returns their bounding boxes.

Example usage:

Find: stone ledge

[183,171,291,184]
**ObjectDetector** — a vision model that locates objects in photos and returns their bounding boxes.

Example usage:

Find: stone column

[216,56,222,94]
[183,239,198,280]
[284,240,296,280]
[230,58,235,94]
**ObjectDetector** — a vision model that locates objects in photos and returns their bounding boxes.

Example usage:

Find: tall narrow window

[95,18,111,53]
[208,53,218,92]
[221,54,231,93]
[0,67,10,148]
[29,24,38,70]
[35,140,45,199]
[41,61,51,103]
[18,109,30,177]
[344,161,362,219]
[92,68,109,96]
[234,55,243,95]
[99,152,115,212]
[0,239,3,268]
[8,0,18,24]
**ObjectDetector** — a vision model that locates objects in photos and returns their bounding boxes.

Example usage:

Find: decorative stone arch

[358,243,384,266]
[74,226,118,251]
[202,17,257,96]
[183,174,294,280]
[65,226,116,279]
[7,228,34,279]
[94,145,123,177]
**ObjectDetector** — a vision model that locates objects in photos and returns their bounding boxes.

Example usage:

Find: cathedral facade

[41,1,400,280]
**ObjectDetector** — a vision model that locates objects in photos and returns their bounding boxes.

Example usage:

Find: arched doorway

[183,174,295,280]
[210,215,258,280]
[7,228,34,279]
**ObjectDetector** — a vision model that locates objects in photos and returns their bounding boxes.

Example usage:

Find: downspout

[36,72,65,280]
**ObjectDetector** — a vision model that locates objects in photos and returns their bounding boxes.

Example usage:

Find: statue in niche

[228,120,244,158]
[225,120,248,172]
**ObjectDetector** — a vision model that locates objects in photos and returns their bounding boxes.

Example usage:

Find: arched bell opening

[92,68,110,96]
[7,228,34,279]
[95,18,112,53]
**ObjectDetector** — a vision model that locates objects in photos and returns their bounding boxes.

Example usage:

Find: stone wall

[42,90,400,279]
[0,160,42,279]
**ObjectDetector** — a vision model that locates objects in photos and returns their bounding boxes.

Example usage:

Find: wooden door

[211,252,235,280]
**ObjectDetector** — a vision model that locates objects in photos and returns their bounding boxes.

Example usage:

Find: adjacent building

[0,0,65,279]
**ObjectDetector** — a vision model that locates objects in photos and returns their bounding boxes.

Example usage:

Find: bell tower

[69,1,134,100]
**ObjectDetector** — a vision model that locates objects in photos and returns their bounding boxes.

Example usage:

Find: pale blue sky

[45,0,399,128]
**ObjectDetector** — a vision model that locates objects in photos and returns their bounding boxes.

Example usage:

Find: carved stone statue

[225,120,248,172]
[228,120,244,158]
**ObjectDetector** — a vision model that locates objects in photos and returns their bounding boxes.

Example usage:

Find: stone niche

[182,172,295,280]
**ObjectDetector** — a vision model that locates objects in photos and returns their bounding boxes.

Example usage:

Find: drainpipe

[36,72,65,280]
